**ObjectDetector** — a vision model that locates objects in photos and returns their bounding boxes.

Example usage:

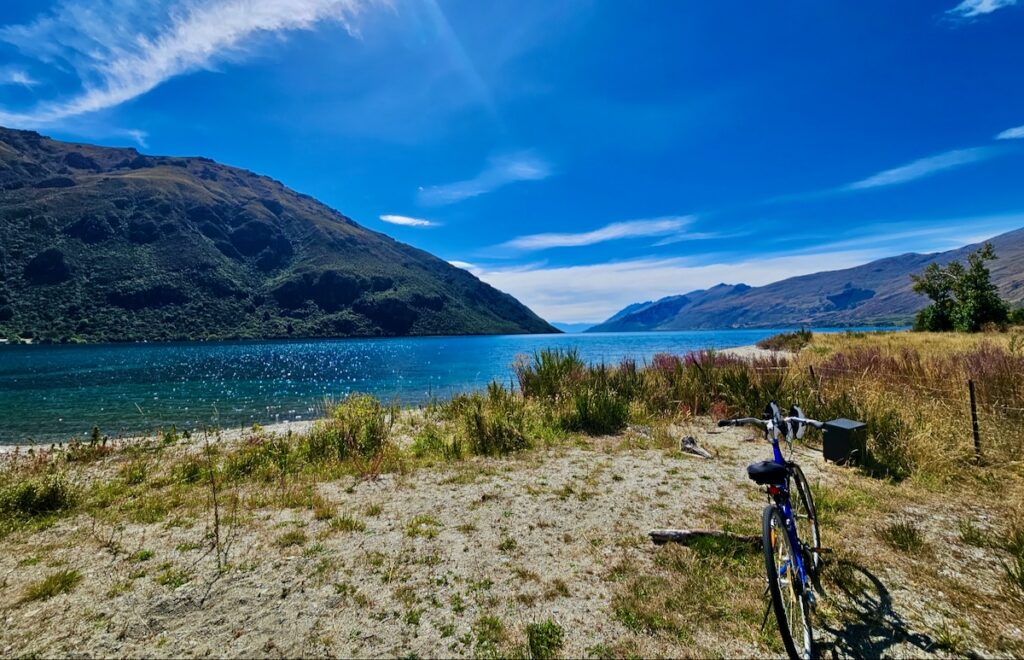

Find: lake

[0,328,898,444]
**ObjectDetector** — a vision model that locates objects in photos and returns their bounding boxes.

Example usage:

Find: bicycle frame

[767,430,811,595]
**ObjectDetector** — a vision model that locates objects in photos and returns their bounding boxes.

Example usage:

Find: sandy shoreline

[0,419,317,455]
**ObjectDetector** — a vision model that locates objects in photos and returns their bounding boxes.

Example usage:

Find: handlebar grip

[717,419,734,427]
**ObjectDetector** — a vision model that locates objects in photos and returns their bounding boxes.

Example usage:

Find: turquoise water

[0,329,898,443]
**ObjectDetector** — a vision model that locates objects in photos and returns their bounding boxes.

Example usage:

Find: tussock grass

[19,569,82,603]
[274,529,307,548]
[877,517,929,555]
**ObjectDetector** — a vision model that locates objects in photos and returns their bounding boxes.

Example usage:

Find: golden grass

[798,329,1024,481]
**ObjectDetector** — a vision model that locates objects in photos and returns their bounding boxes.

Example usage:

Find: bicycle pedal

[804,589,818,608]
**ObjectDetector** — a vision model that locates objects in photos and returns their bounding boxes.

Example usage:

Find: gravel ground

[0,421,1018,658]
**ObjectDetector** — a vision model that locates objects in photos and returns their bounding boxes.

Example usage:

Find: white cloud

[843,147,996,190]
[448,260,478,271]
[0,0,373,127]
[468,250,887,324]
[467,210,1024,323]
[0,68,38,86]
[417,151,551,205]
[997,125,1024,140]
[946,0,1018,18]
[379,214,435,227]
[500,216,695,251]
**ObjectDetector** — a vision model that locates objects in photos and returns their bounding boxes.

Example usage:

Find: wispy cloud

[842,147,997,190]
[500,216,696,251]
[448,260,477,271]
[417,151,551,205]
[997,125,1024,140]
[379,214,436,227]
[467,251,886,323]
[0,0,374,128]
[466,212,1024,323]
[0,68,38,86]
[946,0,1018,19]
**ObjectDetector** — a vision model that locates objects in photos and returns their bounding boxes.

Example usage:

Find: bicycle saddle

[747,460,788,485]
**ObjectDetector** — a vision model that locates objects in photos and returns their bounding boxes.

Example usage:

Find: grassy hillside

[0,128,556,343]
[589,228,1024,331]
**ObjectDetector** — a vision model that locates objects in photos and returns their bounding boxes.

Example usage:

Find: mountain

[588,228,1024,331]
[0,128,557,343]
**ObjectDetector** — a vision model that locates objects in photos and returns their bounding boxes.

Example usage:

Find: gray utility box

[822,418,867,464]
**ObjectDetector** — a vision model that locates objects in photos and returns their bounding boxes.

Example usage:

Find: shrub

[459,383,530,456]
[411,422,463,460]
[561,386,629,435]
[515,349,585,399]
[223,435,294,481]
[302,394,394,462]
[0,473,76,518]
[526,619,565,660]
[756,328,812,352]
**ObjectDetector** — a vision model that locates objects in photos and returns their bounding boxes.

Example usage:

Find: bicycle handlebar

[717,417,766,428]
[717,415,824,430]
[786,416,825,429]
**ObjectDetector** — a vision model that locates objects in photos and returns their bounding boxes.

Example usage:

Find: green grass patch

[526,619,565,660]
[274,529,308,548]
[877,518,929,554]
[406,514,441,539]
[19,569,82,603]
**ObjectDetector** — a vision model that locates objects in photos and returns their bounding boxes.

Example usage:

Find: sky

[1,0,1023,325]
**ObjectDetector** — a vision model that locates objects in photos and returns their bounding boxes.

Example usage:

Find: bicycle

[718,402,824,660]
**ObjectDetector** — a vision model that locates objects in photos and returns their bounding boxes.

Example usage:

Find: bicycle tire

[789,464,821,575]
[762,505,814,660]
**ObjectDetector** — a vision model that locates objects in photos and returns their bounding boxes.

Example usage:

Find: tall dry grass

[800,330,1024,479]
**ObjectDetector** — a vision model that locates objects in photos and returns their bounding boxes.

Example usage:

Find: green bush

[515,349,585,399]
[756,328,813,352]
[302,394,394,462]
[0,473,76,518]
[411,422,463,460]
[561,386,629,435]
[224,435,294,481]
[460,382,530,456]
[526,619,565,660]
[912,243,1009,332]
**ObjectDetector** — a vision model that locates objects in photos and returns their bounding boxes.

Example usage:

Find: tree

[911,242,1008,332]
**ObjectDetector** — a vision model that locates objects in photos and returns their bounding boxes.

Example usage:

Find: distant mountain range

[588,227,1024,332]
[0,128,556,343]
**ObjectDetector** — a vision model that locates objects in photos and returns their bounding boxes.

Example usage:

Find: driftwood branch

[649,529,760,547]
[679,435,713,459]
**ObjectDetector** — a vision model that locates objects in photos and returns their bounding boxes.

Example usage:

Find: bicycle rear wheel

[789,464,821,575]
[762,505,814,660]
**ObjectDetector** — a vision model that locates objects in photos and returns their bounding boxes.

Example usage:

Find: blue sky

[2,0,1024,324]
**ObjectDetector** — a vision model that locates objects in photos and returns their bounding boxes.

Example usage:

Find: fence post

[809,365,823,405]
[969,379,981,463]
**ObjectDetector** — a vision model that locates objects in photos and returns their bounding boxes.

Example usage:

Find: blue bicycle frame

[768,433,811,595]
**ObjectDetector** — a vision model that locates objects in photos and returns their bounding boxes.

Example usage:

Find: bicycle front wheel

[789,464,821,575]
[762,505,814,660]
